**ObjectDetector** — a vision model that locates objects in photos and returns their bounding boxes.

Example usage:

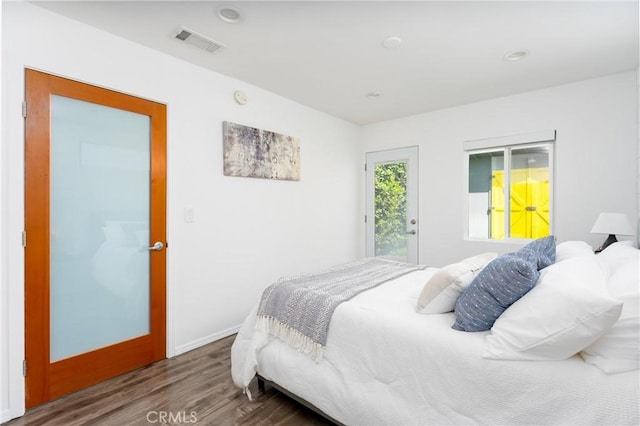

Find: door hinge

[22,101,27,118]
[364,215,367,223]
[22,231,27,248]
[364,163,367,172]
[23,360,27,377]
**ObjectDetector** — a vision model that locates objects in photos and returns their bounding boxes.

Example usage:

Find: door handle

[147,241,164,251]
[406,230,416,235]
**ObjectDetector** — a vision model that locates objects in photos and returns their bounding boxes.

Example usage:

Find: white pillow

[597,242,640,272]
[416,252,497,314]
[581,255,640,374]
[482,256,623,361]
[555,240,594,263]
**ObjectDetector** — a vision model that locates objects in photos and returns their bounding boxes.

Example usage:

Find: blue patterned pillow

[515,235,556,270]
[452,254,540,332]
[452,236,557,332]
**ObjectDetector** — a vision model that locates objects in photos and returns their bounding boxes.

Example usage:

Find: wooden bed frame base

[256,375,345,426]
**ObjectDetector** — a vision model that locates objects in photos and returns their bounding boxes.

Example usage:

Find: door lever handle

[148,241,164,251]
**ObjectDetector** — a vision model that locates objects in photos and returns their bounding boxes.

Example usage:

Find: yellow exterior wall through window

[490,168,549,239]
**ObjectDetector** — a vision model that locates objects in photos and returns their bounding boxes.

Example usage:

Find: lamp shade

[590,213,634,236]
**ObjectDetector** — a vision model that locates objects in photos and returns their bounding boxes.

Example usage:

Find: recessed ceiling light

[366,92,382,99]
[217,6,242,23]
[382,36,402,49]
[503,50,529,61]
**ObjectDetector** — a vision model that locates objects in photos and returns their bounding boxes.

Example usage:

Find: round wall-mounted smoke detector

[234,90,247,105]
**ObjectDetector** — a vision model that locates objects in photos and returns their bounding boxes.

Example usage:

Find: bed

[231,239,640,425]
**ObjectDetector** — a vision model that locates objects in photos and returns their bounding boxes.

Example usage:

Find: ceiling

[31,1,639,125]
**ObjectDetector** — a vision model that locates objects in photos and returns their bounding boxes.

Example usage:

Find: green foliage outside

[374,162,407,257]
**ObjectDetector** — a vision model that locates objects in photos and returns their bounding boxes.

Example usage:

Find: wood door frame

[24,69,167,408]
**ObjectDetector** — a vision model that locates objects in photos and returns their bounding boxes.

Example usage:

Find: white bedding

[231,268,640,425]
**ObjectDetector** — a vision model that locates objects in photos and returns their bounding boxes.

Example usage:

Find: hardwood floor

[3,335,334,426]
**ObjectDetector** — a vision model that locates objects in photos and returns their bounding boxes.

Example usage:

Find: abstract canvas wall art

[223,121,300,181]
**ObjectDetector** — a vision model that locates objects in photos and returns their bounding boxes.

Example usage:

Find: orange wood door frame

[24,69,167,408]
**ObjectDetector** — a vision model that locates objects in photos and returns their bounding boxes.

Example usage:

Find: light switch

[184,206,195,223]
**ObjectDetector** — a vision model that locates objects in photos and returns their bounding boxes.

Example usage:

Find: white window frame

[463,130,556,242]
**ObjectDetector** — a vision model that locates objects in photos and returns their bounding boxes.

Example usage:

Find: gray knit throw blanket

[256,258,427,361]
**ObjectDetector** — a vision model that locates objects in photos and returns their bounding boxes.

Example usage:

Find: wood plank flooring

[2,335,333,426]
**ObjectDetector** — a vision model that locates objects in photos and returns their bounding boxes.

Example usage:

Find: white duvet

[231,268,639,425]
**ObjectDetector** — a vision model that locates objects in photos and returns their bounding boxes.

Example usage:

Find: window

[465,131,555,240]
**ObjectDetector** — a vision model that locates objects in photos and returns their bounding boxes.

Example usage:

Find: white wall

[0,2,362,421]
[362,71,638,267]
[0,0,6,422]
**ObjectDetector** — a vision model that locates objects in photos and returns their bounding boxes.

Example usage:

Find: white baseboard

[173,325,241,357]
[1,409,15,424]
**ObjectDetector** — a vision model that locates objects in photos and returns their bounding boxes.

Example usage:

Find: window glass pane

[468,150,504,239]
[509,146,550,239]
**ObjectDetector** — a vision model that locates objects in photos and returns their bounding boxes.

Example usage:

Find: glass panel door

[25,69,166,407]
[50,95,151,361]
[365,147,419,263]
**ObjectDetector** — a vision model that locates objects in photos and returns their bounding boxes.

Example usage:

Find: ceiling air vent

[173,26,225,54]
